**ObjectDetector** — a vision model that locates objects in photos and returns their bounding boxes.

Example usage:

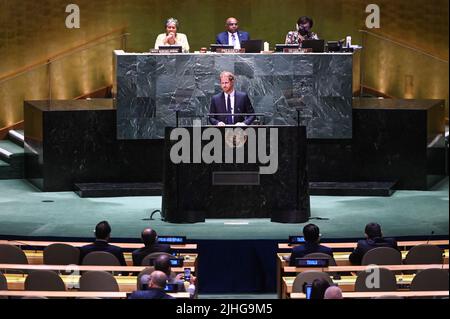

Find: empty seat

[404,245,444,265]
[79,271,119,292]
[24,270,66,291]
[354,267,397,292]
[292,271,333,293]
[0,244,28,264]
[141,252,173,266]
[44,243,80,265]
[410,268,449,291]
[82,251,120,266]
[361,247,402,265]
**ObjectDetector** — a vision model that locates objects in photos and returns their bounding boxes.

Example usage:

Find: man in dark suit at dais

[209,71,255,126]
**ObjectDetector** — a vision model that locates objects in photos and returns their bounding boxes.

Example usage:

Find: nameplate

[150,49,181,54]
[216,48,246,53]
[283,48,313,53]
[212,171,260,185]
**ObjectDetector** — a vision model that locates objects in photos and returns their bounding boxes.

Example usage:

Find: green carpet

[0,178,448,240]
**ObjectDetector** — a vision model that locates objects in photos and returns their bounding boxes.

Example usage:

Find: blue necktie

[226,94,233,124]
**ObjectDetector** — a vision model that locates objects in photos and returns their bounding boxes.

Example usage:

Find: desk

[277,262,449,298]
[282,275,416,299]
[22,250,198,267]
[290,291,449,299]
[0,240,197,251]
[278,240,450,250]
[0,290,189,299]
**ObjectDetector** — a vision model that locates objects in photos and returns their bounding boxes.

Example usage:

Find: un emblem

[225,128,248,148]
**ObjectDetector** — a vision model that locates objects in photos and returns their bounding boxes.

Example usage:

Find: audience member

[79,221,126,266]
[324,286,343,299]
[128,271,174,299]
[349,222,398,265]
[289,224,333,266]
[132,228,171,266]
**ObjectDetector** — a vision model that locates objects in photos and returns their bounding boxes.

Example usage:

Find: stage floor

[0,178,448,240]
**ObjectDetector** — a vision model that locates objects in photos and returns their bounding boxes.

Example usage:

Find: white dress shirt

[228,32,240,49]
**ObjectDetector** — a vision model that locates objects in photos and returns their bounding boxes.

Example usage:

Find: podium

[162,125,310,223]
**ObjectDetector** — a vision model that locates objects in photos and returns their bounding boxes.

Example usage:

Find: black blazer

[128,288,175,299]
[132,244,171,266]
[349,237,399,265]
[79,240,127,266]
[209,91,255,125]
[289,242,334,266]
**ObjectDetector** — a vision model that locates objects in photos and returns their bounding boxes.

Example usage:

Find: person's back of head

[310,278,330,300]
[95,221,111,241]
[150,271,168,289]
[141,228,157,247]
[324,286,343,299]
[303,223,320,243]
[154,255,171,276]
[365,222,382,239]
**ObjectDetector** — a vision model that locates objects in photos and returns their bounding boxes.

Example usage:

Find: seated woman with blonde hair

[154,18,190,53]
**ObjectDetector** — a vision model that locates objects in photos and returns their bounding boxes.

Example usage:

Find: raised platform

[309,181,397,196]
[74,182,163,198]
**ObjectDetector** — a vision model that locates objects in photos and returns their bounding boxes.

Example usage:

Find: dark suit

[128,288,175,299]
[289,242,334,266]
[79,240,127,266]
[132,244,171,266]
[349,237,399,265]
[216,31,250,45]
[209,91,255,125]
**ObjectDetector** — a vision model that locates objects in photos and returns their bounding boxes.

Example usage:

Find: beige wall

[0,0,448,128]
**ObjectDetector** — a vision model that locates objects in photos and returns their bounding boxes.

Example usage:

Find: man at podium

[209,71,255,126]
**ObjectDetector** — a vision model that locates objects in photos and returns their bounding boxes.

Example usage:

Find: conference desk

[0,240,197,251]
[276,249,449,298]
[0,290,189,299]
[278,240,450,250]
[279,264,449,299]
[290,291,449,299]
[1,264,196,293]
[281,274,417,298]
[22,250,198,267]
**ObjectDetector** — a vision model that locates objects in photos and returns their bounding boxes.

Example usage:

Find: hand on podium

[217,122,226,126]
[234,122,247,127]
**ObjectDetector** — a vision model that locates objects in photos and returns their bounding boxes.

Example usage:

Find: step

[8,129,24,147]
[309,181,397,197]
[0,159,23,179]
[74,182,163,198]
[0,140,24,161]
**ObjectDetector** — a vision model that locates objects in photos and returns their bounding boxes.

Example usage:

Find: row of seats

[291,245,446,266]
[0,244,178,268]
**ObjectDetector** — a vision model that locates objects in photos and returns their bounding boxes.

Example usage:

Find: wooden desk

[278,240,449,250]
[290,291,449,299]
[0,240,197,251]
[0,263,195,274]
[283,264,448,274]
[0,290,189,299]
[282,275,416,299]
[0,264,196,293]
[22,250,198,267]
